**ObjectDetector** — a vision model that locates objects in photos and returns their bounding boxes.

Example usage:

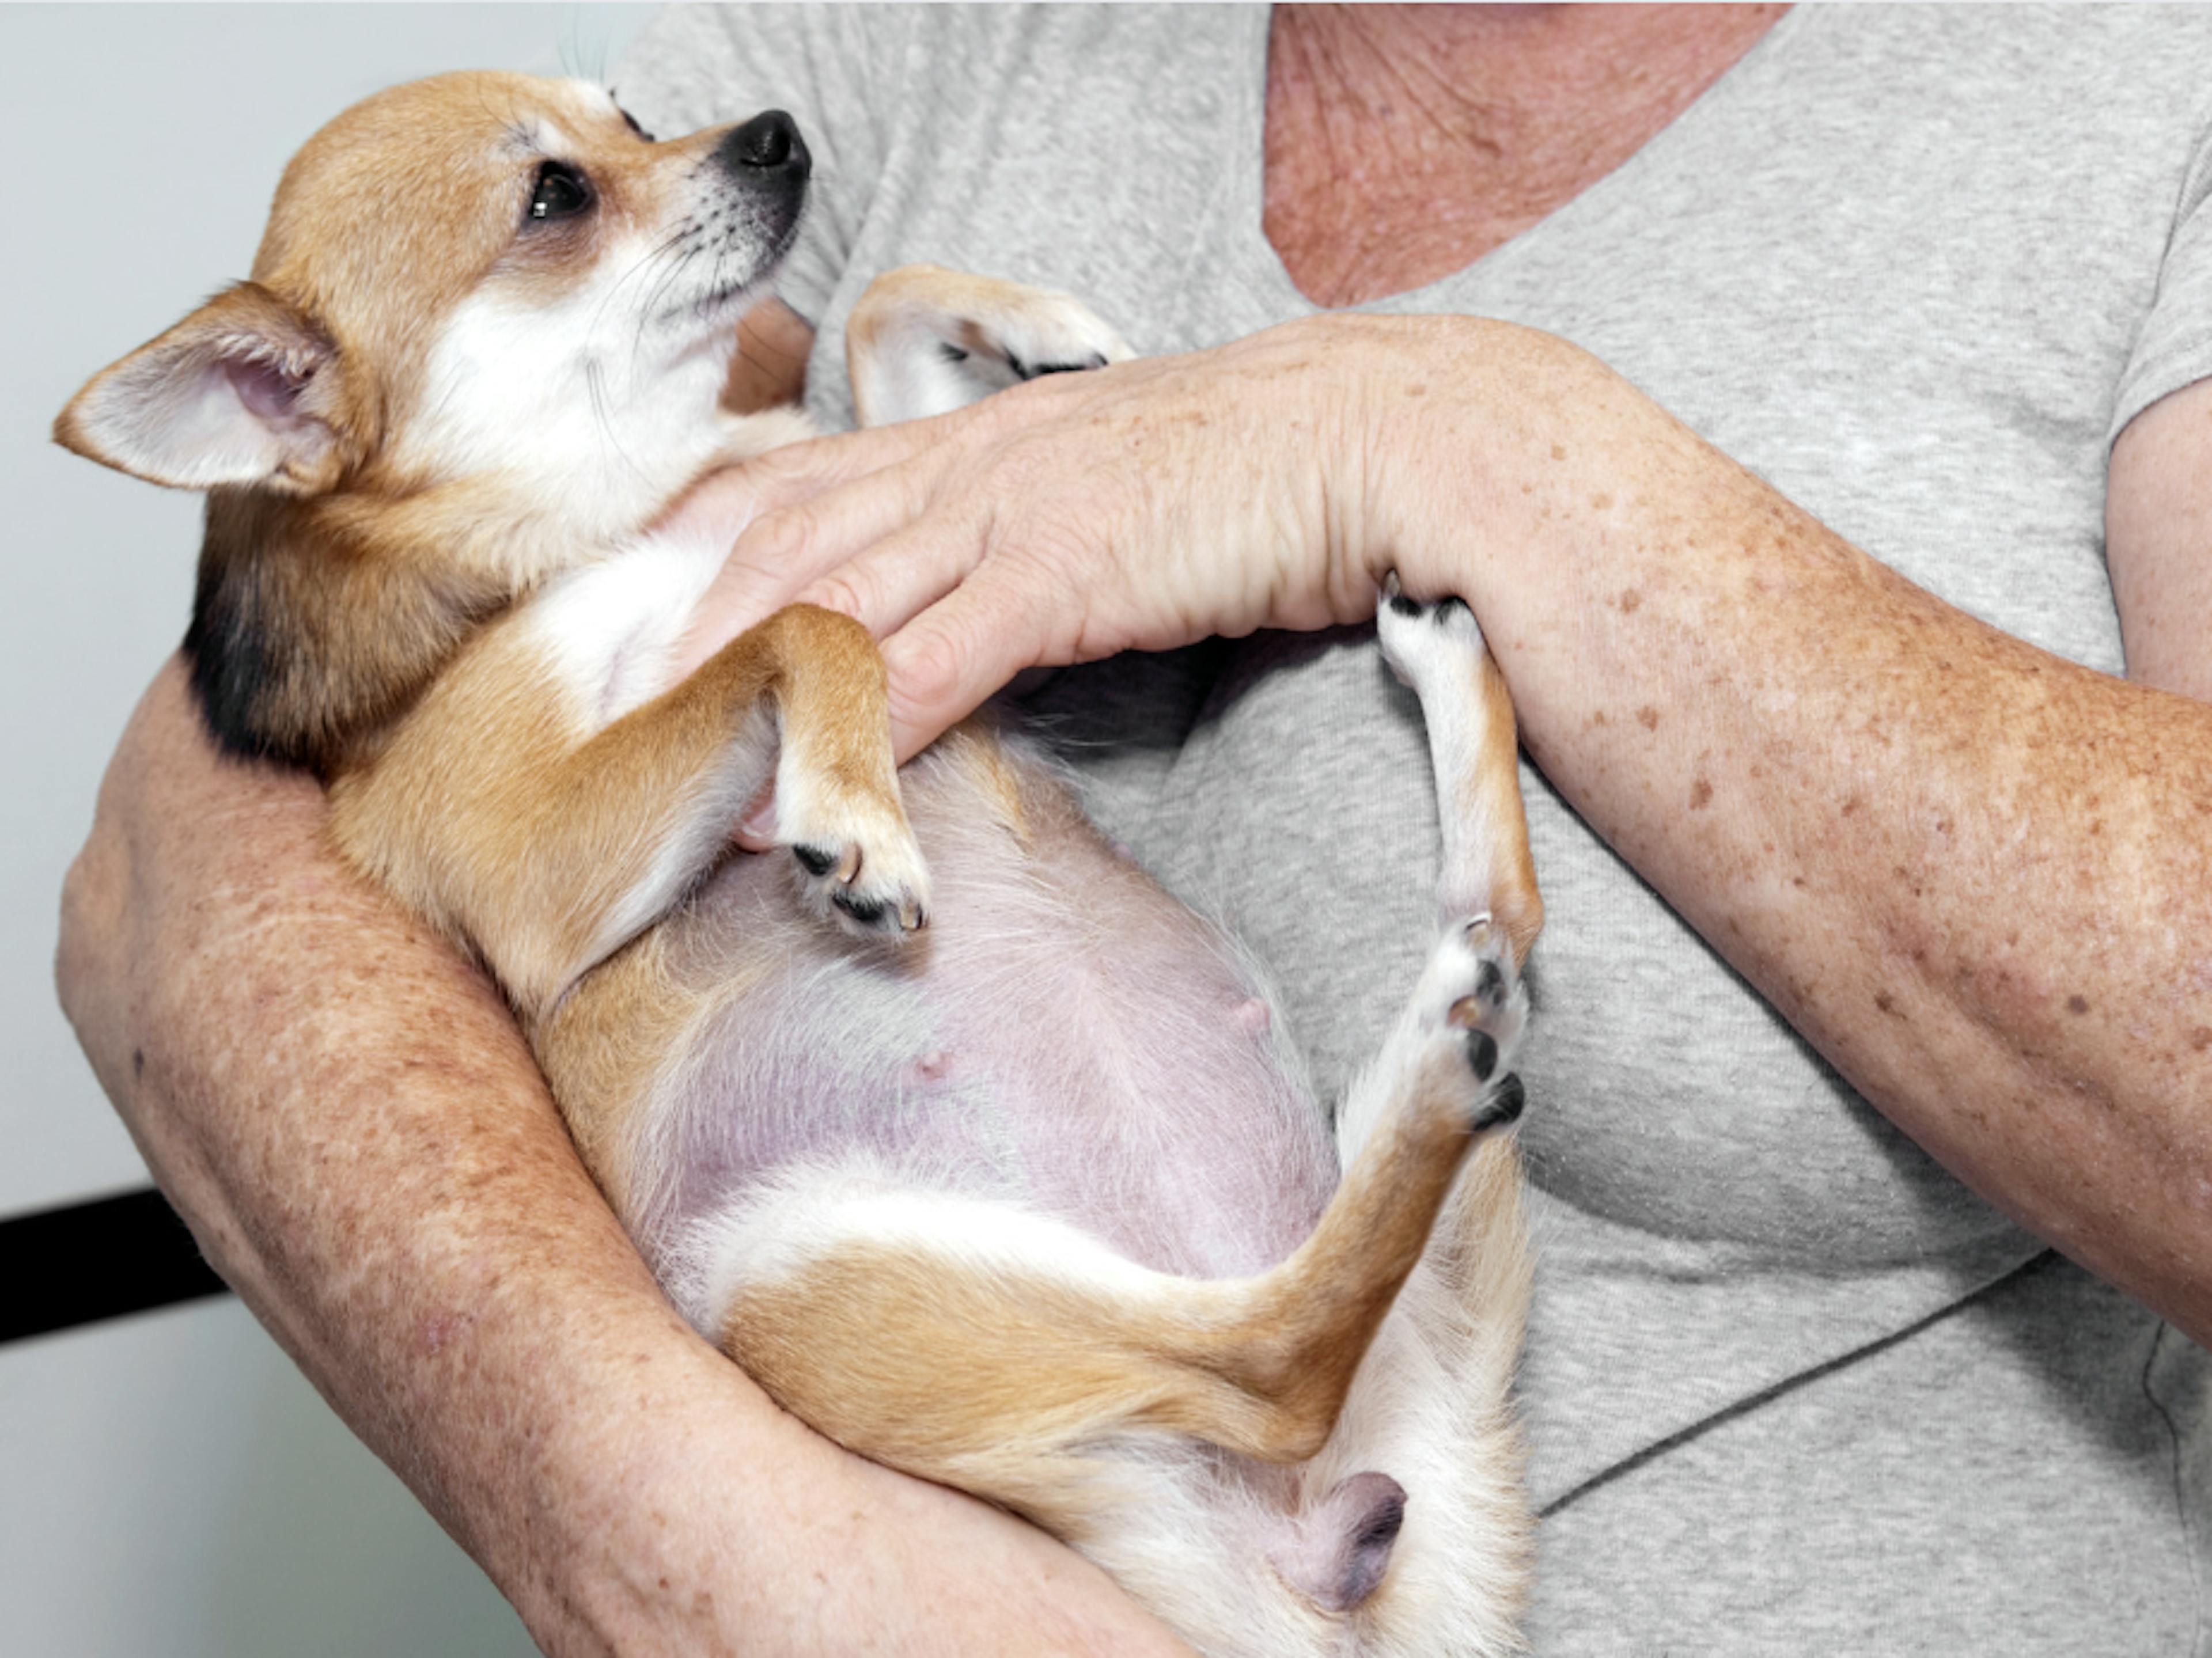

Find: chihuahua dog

[59,73,1544,1657]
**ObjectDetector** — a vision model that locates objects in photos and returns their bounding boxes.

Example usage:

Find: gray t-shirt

[620,7,2212,1650]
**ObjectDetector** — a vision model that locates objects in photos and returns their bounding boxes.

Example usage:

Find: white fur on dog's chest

[525,525,740,728]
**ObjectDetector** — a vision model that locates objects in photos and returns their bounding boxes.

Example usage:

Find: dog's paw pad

[1471,1073,1526,1133]
[1412,917,1528,1136]
[792,843,847,881]
[1006,350,1113,381]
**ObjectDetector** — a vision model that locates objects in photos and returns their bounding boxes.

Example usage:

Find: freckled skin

[1353,321,2212,1338]
[54,8,2212,1645]
[1262,5,1789,308]
[776,309,2212,1350]
[689,296,2212,1355]
[708,295,2212,1350]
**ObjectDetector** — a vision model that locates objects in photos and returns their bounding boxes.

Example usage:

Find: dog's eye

[527,161,593,223]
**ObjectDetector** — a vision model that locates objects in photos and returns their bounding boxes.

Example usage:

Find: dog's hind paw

[1375,570,1486,692]
[1407,915,1531,1140]
[1435,916,1528,1133]
[1336,910,1529,1164]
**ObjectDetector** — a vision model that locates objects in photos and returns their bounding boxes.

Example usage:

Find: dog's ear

[55,282,349,496]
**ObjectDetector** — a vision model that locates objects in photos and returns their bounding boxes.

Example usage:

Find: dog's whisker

[589,227,692,345]
[582,357,653,495]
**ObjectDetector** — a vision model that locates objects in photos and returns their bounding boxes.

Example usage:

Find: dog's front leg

[1321,578,1544,1175]
[333,603,926,1022]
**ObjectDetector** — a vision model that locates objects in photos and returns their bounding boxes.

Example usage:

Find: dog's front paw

[776,775,930,939]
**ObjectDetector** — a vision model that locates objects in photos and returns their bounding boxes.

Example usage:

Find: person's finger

[732,783,779,852]
[795,510,986,640]
[668,411,955,529]
[761,412,957,490]
[881,561,1075,760]
[673,454,950,678]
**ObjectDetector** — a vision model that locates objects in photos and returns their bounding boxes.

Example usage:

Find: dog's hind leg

[1377,572,1543,969]
[696,925,1521,1537]
[1320,574,1542,1181]
[1288,579,1538,1634]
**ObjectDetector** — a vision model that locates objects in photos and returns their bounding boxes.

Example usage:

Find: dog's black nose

[719,110,810,179]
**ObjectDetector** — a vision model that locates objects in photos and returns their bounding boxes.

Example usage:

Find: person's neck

[1264,3,1789,307]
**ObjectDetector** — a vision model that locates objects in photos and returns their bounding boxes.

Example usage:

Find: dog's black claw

[1465,1029,1499,1083]
[1475,959,1506,1008]
[832,891,888,928]
[793,844,835,878]
[1431,595,1474,624]
[1472,1073,1526,1132]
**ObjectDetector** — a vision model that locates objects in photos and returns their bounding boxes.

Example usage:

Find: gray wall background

[3,8,660,1653]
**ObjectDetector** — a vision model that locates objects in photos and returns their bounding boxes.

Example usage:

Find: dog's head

[56,71,808,526]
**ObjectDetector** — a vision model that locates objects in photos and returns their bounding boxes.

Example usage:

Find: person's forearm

[1370,316,2212,1339]
[57,662,1195,1657]
[58,662,771,1644]
[666,306,2212,1334]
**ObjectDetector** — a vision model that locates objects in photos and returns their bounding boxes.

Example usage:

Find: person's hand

[654,284,2212,1364]
[56,661,1196,1656]
[663,313,1569,759]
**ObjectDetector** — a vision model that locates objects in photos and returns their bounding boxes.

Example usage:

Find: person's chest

[1256,5,1789,308]
[815,5,2194,1265]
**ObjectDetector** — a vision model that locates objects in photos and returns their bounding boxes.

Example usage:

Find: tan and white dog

[58,72,1544,1658]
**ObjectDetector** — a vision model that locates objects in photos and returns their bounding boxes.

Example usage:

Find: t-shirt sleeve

[2111,114,2212,445]
[612,5,918,329]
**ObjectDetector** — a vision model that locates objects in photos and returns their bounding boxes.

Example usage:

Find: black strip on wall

[0,1186,232,1345]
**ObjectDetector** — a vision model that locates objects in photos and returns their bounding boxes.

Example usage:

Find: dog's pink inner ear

[226,354,310,423]
[55,283,344,495]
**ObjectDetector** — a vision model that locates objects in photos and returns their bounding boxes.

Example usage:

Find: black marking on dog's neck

[185,488,507,777]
